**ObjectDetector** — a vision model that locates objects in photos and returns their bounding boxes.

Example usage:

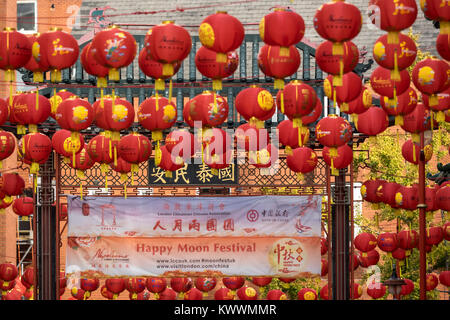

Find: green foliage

[258,277,321,300]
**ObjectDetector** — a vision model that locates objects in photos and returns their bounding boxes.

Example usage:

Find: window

[17,1,37,33]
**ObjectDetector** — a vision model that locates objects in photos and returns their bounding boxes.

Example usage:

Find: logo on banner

[246,209,259,222]
[270,238,304,275]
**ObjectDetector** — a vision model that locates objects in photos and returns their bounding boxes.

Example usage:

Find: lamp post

[384,262,406,300]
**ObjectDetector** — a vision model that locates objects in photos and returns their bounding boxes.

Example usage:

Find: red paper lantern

[138,95,177,142]
[279,278,296,284]
[183,287,203,300]
[49,90,78,120]
[202,127,231,158]
[370,66,411,103]
[105,278,126,299]
[86,133,115,173]
[145,21,191,77]
[94,96,135,140]
[316,41,359,86]
[400,278,414,296]
[321,237,328,256]
[125,278,146,300]
[436,33,450,61]
[344,88,373,126]
[71,286,89,300]
[444,222,450,241]
[377,232,398,255]
[235,86,275,127]
[313,1,362,55]
[439,271,450,287]
[395,185,418,211]
[12,197,33,219]
[380,87,418,126]
[146,278,167,299]
[204,148,233,174]
[361,179,386,209]
[401,139,433,165]
[118,133,152,175]
[356,106,389,136]
[0,278,15,296]
[392,247,407,265]
[300,97,323,126]
[354,232,378,256]
[368,0,418,44]
[266,289,287,300]
[25,33,49,83]
[258,44,301,89]
[222,277,245,293]
[426,226,444,247]
[52,129,85,164]
[366,280,387,299]
[157,145,184,177]
[138,48,181,91]
[0,131,15,169]
[0,98,9,126]
[401,103,431,141]
[68,146,95,180]
[195,47,238,91]
[436,184,450,212]
[236,123,269,152]
[80,278,100,299]
[426,273,439,291]
[373,32,417,80]
[420,0,450,35]
[319,284,329,300]
[0,173,24,202]
[159,287,177,300]
[350,253,360,271]
[130,291,150,300]
[260,8,305,47]
[379,181,402,209]
[184,91,229,128]
[425,186,439,212]
[277,119,310,152]
[19,132,52,174]
[0,263,18,289]
[214,287,235,300]
[35,28,79,82]
[397,229,419,256]
[324,73,363,111]
[298,288,317,300]
[80,42,109,88]
[321,259,328,276]
[423,87,450,124]
[286,146,318,181]
[165,129,195,163]
[199,11,244,62]
[11,92,51,134]
[237,286,258,300]
[100,285,115,300]
[90,26,137,81]
[251,277,272,289]
[170,277,192,299]
[276,80,317,124]
[194,277,217,297]
[412,58,450,109]
[21,267,34,290]
[358,249,380,268]
[322,144,353,174]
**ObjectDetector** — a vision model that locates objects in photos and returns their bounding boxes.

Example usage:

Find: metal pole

[54,153,61,300]
[326,165,332,300]
[418,131,427,300]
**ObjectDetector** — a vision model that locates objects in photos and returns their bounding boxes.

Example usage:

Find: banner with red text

[65,196,321,278]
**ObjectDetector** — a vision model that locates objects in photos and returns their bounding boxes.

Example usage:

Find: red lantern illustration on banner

[439,271,450,287]
[145,21,191,78]
[316,41,359,86]
[266,289,287,300]
[298,288,317,300]
[315,115,352,173]
[80,278,100,300]
[322,144,353,174]
[118,133,152,177]
[11,91,51,134]
[258,44,301,89]
[184,287,203,300]
[146,278,167,300]
[195,47,238,91]
[35,28,79,82]
[125,278,146,300]
[138,48,182,91]
[199,11,244,63]
[156,145,184,177]
[370,66,411,104]
[436,33,450,61]
[222,277,245,294]
[377,232,398,257]
[395,185,418,211]
[401,139,433,165]
[355,106,389,137]
[49,90,78,120]
[214,287,235,300]
[358,249,380,268]
[137,95,177,149]
[368,0,418,44]
[12,197,33,220]
[277,119,310,154]
[81,42,109,89]
[412,58,450,121]
[373,33,417,81]
[426,226,444,247]
[401,103,431,142]
[194,278,217,297]
[313,1,362,56]
[232,86,276,128]
[426,273,439,291]
[0,131,15,169]
[55,97,94,150]
[105,278,126,299]
[398,229,419,256]
[259,7,305,49]
[367,280,387,299]
[170,277,193,299]
[52,129,84,164]
[380,87,418,126]
[354,232,378,257]
[25,33,49,83]
[400,278,414,297]
[420,0,450,35]
[130,291,150,300]
[286,146,318,181]
[0,28,32,104]
[184,91,229,128]
[237,286,258,300]
[90,25,137,81]
[20,132,52,174]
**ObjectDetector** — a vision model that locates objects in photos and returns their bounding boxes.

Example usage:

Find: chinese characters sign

[65,196,321,278]
[147,162,238,185]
